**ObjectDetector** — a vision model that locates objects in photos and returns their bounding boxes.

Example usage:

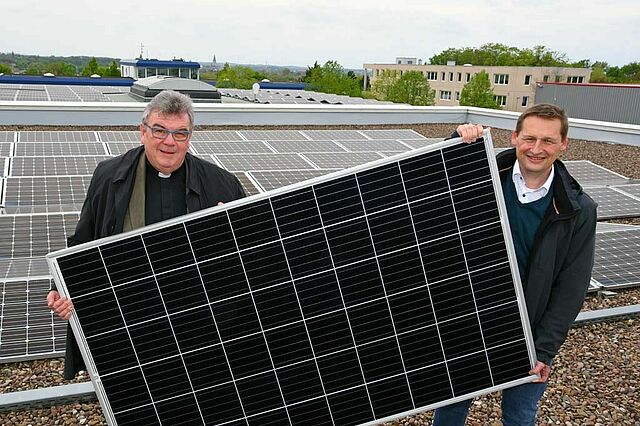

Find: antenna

[139,43,144,59]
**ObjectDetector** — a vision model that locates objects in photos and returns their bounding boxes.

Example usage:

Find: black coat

[63,146,245,379]
[496,148,597,365]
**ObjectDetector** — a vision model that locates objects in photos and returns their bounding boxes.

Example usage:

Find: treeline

[0,52,121,77]
[590,62,640,84]
[201,63,305,89]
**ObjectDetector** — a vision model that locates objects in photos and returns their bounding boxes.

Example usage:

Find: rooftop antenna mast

[139,43,144,59]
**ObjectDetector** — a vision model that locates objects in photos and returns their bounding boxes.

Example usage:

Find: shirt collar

[512,160,555,193]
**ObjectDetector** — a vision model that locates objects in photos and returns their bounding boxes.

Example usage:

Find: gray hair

[141,90,194,129]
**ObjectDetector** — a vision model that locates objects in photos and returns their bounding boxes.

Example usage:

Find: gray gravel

[1,123,638,425]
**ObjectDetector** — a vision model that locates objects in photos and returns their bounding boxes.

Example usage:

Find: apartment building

[363,60,592,111]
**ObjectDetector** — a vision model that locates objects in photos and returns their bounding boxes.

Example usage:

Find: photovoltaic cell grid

[266,140,348,153]
[0,278,67,362]
[248,170,339,192]
[18,131,98,143]
[584,187,640,219]
[106,142,143,156]
[614,184,640,199]
[231,172,261,196]
[9,156,111,177]
[49,136,535,426]
[591,228,640,289]
[302,152,385,169]
[98,132,140,143]
[191,141,274,155]
[0,257,50,281]
[0,132,15,143]
[14,142,108,157]
[564,160,631,186]
[0,213,79,258]
[0,143,13,157]
[214,153,316,172]
[2,176,92,210]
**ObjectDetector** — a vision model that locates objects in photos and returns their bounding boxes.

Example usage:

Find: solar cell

[301,130,369,141]
[238,130,309,141]
[584,186,640,219]
[564,160,630,186]
[214,153,316,171]
[266,140,347,153]
[98,132,140,143]
[14,142,108,157]
[191,141,274,155]
[0,143,11,157]
[0,257,49,281]
[0,278,67,362]
[0,131,15,143]
[401,138,446,149]
[191,131,245,142]
[302,152,385,169]
[613,184,640,199]
[49,134,536,426]
[3,176,92,209]
[18,131,98,143]
[10,156,110,176]
[106,142,142,156]
[337,140,412,152]
[0,213,79,258]
[232,172,262,196]
[591,228,640,289]
[248,170,336,192]
[360,130,424,140]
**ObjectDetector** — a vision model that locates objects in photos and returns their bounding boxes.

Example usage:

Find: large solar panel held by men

[48,133,537,426]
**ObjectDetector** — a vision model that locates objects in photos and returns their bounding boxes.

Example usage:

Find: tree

[25,63,43,75]
[0,63,12,74]
[103,61,121,77]
[459,70,501,109]
[45,62,76,76]
[81,57,100,76]
[215,63,266,89]
[372,70,434,105]
[303,60,362,97]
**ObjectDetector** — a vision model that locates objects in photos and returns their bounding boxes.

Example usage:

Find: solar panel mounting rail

[47,130,538,426]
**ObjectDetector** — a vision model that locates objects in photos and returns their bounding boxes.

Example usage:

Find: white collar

[512,160,555,192]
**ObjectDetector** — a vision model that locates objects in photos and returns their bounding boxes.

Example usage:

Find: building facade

[363,62,591,111]
[120,59,201,80]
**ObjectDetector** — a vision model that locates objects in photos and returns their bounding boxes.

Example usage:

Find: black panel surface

[50,137,534,425]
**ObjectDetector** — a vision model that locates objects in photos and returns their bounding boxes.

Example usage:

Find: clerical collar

[158,172,171,178]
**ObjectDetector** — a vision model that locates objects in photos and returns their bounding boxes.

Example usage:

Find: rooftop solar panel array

[584,186,640,219]
[591,228,640,289]
[219,88,396,105]
[49,135,538,425]
[0,84,128,103]
[565,160,631,186]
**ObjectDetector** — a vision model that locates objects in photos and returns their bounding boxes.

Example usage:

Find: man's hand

[456,124,485,143]
[529,361,551,383]
[47,290,74,321]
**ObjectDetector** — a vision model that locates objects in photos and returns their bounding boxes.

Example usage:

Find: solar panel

[613,184,640,199]
[232,172,262,196]
[14,142,108,157]
[191,141,274,155]
[238,130,309,141]
[591,228,640,289]
[106,142,142,156]
[10,156,110,176]
[0,131,15,143]
[0,143,11,157]
[0,278,67,362]
[0,257,50,281]
[337,140,412,153]
[300,130,369,141]
[585,187,640,219]
[564,160,630,186]
[596,222,639,232]
[402,138,446,149]
[302,152,385,169]
[248,170,337,192]
[266,140,347,153]
[214,153,316,172]
[191,131,245,142]
[359,130,424,140]
[1,157,8,177]
[98,131,140,142]
[18,131,98,143]
[2,176,92,209]
[49,134,536,426]
[0,213,79,258]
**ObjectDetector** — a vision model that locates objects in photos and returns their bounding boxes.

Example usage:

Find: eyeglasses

[143,123,192,142]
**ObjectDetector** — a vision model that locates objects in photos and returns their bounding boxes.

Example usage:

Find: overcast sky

[2,0,638,69]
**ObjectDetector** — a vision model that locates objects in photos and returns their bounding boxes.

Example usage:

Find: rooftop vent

[130,76,221,103]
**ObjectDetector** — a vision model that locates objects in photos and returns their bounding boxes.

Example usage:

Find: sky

[2,0,638,69]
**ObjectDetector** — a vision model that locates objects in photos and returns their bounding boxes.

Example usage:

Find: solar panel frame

[14,142,108,157]
[9,156,111,177]
[613,184,640,200]
[18,131,99,143]
[359,130,425,140]
[590,228,640,289]
[48,131,538,426]
[1,157,8,177]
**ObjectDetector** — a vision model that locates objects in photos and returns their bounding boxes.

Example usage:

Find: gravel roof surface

[1,123,638,425]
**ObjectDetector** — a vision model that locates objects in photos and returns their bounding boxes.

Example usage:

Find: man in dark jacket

[434,104,597,425]
[47,90,245,379]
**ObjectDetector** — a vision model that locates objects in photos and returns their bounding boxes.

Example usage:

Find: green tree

[429,44,581,68]
[215,63,266,89]
[372,70,434,105]
[0,63,12,74]
[25,63,43,75]
[45,62,76,76]
[459,70,501,109]
[303,60,362,97]
[371,70,399,100]
[102,60,121,77]
[81,57,100,76]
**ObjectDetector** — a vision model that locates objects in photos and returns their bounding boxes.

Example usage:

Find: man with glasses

[47,90,245,379]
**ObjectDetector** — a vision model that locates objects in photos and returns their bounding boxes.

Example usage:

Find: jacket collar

[496,148,583,216]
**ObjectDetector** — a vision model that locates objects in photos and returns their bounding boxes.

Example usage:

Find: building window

[455,91,460,101]
[494,95,507,106]
[397,60,402,64]
[494,74,509,85]
[521,96,529,107]
[543,75,550,82]
[567,76,584,83]
[441,71,446,80]
[440,90,452,100]
[449,72,454,81]
[426,71,438,80]
[375,69,380,77]
[457,72,462,82]
[524,75,532,85]
[407,60,413,64]
[555,75,563,82]
[466,73,471,82]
